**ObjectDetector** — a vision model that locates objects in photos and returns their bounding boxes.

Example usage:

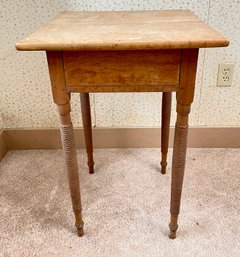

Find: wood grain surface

[16,10,229,51]
[64,50,180,91]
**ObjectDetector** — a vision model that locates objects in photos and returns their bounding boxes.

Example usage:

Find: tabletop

[16,10,229,51]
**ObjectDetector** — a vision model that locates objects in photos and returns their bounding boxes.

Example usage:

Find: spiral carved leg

[169,104,190,239]
[168,49,198,239]
[161,92,172,174]
[80,93,94,174]
[58,103,84,237]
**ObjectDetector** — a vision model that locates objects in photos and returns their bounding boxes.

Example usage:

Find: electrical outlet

[217,63,234,86]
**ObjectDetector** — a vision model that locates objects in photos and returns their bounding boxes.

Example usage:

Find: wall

[0,0,239,129]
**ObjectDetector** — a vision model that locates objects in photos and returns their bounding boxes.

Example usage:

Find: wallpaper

[0,0,239,128]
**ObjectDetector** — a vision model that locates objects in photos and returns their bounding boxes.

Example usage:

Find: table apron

[63,50,181,93]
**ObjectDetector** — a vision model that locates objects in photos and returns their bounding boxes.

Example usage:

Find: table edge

[16,39,229,51]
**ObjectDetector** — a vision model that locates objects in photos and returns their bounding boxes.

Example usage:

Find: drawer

[63,50,180,92]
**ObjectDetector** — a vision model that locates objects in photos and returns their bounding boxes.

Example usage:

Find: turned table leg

[80,93,94,174]
[169,103,190,239]
[161,92,172,174]
[58,103,84,236]
[169,49,199,239]
[47,51,84,236]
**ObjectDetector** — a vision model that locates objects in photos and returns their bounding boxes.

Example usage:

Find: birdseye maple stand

[16,10,229,239]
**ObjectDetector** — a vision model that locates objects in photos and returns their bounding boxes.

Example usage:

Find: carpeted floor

[0,148,240,257]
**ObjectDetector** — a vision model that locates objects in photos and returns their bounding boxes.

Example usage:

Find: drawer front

[63,50,180,92]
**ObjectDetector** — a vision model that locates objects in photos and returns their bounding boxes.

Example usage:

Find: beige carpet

[0,148,240,257]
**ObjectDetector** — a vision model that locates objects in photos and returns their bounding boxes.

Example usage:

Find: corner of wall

[0,130,8,161]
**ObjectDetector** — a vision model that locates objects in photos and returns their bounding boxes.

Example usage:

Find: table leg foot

[169,215,178,239]
[74,211,84,236]
[160,153,167,174]
[77,227,84,237]
[88,161,95,174]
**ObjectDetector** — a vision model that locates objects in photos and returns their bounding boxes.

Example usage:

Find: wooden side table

[16,10,229,239]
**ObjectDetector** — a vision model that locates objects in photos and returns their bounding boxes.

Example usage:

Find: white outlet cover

[217,63,234,87]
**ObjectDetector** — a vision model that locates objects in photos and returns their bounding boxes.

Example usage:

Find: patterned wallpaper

[0,0,239,128]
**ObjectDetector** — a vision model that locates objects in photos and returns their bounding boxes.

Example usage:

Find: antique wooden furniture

[16,10,229,239]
